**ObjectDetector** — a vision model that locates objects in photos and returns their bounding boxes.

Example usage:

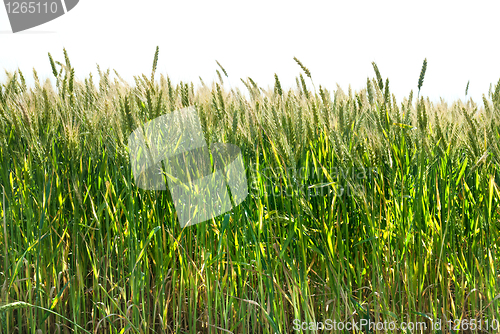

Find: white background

[1,0,500,104]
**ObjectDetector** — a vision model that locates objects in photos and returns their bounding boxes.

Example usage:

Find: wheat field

[0,48,499,333]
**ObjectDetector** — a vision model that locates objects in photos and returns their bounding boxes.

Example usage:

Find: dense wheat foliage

[0,49,499,333]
